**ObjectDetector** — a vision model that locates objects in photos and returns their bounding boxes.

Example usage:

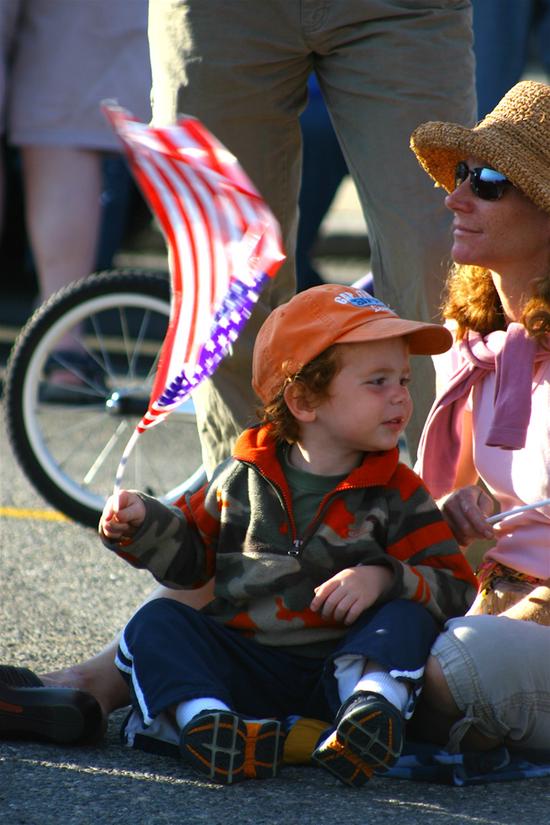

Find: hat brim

[336,316,452,355]
[410,120,550,213]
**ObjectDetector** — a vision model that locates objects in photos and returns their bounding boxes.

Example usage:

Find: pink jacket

[416,323,550,578]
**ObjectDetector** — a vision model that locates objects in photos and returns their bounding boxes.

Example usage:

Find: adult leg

[21,146,102,302]
[148,0,309,471]
[418,615,550,753]
[313,0,477,460]
[40,582,216,716]
[11,0,150,301]
[0,581,216,747]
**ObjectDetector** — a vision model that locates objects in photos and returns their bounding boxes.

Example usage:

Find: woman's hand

[439,485,495,546]
[99,490,146,541]
[310,565,394,625]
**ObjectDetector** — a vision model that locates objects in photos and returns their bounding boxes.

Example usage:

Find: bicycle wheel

[5,269,205,527]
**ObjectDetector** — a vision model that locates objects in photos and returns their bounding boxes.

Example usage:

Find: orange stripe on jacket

[409,567,432,604]
[389,521,455,561]
[178,489,219,581]
[387,465,423,501]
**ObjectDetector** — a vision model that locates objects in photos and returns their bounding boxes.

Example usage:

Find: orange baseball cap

[252,284,452,403]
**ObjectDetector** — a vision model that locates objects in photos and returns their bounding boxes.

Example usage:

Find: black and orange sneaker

[179,710,284,785]
[0,665,104,745]
[312,692,404,787]
[311,728,375,787]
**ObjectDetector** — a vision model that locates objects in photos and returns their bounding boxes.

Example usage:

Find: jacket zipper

[243,458,363,558]
[289,538,303,557]
[290,482,365,557]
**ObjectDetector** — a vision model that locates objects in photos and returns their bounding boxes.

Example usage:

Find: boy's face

[311,338,412,456]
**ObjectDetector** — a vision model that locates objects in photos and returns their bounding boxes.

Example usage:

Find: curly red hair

[258,345,342,443]
[442,263,550,343]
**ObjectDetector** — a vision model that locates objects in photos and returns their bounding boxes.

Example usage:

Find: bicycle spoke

[127,308,158,379]
[83,420,131,486]
[88,312,118,380]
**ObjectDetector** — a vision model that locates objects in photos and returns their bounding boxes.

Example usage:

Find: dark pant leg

[322,599,440,717]
[117,599,329,726]
[296,75,348,291]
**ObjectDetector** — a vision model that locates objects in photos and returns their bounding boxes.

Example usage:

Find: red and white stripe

[103,103,285,436]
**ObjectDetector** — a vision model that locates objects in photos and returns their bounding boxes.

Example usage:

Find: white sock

[353,672,409,713]
[175,697,230,730]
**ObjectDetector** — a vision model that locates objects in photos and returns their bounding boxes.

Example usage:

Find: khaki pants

[149,0,477,472]
[432,615,550,752]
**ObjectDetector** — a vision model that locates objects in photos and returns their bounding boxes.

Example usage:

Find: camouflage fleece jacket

[102,425,476,656]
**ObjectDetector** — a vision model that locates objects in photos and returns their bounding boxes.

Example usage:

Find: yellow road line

[0,506,69,522]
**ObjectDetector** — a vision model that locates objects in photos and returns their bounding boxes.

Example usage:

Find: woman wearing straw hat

[412,79,550,621]
[409,80,550,754]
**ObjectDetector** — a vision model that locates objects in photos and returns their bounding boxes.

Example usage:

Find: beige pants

[149,0,477,471]
[432,615,550,752]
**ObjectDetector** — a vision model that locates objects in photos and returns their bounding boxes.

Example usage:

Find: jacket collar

[233,424,400,489]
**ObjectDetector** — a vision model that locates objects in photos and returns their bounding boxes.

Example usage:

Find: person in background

[0,0,151,305]
[295,74,348,292]
[472,0,550,118]
[148,0,477,471]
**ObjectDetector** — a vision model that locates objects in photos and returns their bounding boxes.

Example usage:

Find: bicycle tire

[5,269,205,527]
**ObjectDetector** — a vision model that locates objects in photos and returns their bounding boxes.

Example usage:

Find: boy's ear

[283,382,317,422]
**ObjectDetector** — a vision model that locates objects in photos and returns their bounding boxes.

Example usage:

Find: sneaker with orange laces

[179,710,284,785]
[312,692,404,787]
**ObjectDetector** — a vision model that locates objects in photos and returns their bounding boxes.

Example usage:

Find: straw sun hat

[410,80,550,214]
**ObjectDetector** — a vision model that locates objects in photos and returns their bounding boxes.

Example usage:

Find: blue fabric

[472,0,550,117]
[386,742,550,786]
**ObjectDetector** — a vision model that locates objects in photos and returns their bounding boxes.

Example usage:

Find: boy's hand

[99,490,146,541]
[310,565,394,625]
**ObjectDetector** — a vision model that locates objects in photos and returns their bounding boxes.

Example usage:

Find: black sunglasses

[454,161,511,201]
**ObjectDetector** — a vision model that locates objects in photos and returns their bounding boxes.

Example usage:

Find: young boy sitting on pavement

[99,284,476,787]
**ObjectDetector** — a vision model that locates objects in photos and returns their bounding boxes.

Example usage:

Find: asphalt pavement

[2,196,550,823]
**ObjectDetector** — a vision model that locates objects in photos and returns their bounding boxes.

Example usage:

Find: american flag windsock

[102,103,286,493]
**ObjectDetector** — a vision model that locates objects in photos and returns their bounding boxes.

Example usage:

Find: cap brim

[336,317,452,355]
